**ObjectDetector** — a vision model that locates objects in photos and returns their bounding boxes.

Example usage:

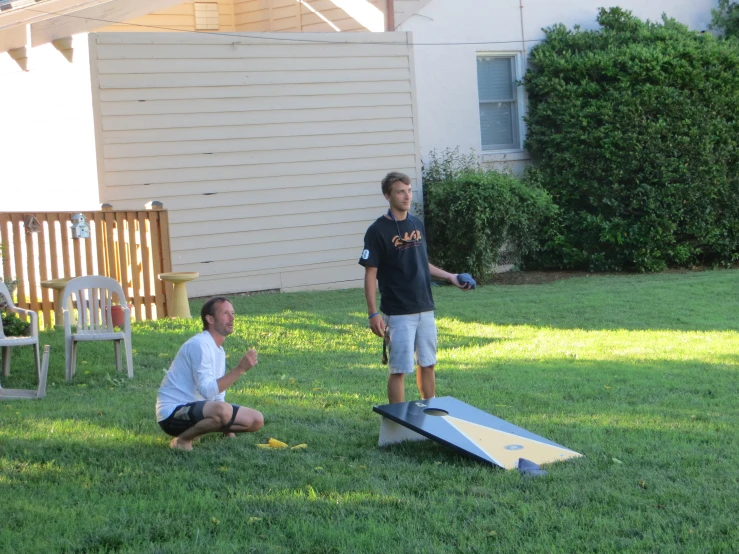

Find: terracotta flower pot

[110,304,132,328]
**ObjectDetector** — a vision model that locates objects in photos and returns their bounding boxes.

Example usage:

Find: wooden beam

[52,36,73,62]
[30,0,185,47]
[7,45,27,71]
[0,24,28,53]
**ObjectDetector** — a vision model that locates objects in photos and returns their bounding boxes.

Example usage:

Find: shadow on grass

[200,269,739,333]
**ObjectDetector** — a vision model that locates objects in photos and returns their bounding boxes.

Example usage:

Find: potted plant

[110,298,133,328]
[0,276,30,337]
[1,310,30,337]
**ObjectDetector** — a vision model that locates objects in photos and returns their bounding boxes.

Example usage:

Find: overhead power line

[14,6,542,48]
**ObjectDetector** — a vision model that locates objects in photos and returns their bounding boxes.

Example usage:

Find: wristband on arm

[368,312,379,319]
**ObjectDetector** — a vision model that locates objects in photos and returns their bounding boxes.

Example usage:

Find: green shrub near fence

[523,7,739,272]
[422,148,556,280]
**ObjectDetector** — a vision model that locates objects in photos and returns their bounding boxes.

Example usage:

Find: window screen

[477,56,519,150]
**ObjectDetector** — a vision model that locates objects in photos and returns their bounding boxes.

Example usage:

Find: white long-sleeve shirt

[156,331,226,422]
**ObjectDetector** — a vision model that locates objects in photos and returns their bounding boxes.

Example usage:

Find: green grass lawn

[1,270,738,553]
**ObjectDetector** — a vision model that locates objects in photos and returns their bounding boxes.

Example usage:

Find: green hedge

[711,0,739,40]
[523,8,739,271]
[422,148,556,279]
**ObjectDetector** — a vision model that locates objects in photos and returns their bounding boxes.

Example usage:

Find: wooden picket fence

[0,206,172,329]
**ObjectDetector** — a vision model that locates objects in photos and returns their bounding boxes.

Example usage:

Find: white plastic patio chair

[0,281,40,381]
[61,276,133,381]
[0,345,50,400]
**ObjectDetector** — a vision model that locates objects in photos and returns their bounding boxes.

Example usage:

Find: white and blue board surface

[373,396,582,470]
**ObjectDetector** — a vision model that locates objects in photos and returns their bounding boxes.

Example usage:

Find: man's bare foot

[170,437,193,451]
[223,432,236,439]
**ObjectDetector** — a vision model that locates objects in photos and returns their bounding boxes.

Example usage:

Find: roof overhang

[0,0,184,56]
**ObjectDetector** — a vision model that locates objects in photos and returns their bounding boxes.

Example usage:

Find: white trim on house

[475,50,527,155]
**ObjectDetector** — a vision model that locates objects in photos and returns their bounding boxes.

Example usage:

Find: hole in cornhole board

[424,408,449,416]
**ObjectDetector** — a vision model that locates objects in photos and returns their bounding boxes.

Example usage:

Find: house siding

[234,0,387,33]
[88,31,420,297]
[99,0,237,33]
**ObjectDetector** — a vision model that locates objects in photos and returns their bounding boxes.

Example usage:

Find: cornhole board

[373,396,582,470]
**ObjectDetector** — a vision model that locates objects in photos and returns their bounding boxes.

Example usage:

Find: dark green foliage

[422,148,556,279]
[1,312,30,337]
[711,0,739,39]
[523,7,739,271]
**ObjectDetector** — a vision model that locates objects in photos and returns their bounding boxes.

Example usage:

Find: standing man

[359,172,472,404]
[156,296,264,450]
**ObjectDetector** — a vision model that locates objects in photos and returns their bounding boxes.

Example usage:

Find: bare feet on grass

[223,432,236,438]
[169,437,193,451]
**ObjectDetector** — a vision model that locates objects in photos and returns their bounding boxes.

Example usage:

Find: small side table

[40,278,74,328]
[158,272,199,319]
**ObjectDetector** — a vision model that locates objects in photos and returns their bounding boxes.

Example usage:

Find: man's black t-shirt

[358,214,434,316]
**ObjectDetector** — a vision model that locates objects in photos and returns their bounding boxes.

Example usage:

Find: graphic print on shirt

[392,229,423,249]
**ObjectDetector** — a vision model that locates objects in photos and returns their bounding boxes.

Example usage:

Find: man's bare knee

[204,402,232,427]
[235,408,263,432]
[250,411,264,431]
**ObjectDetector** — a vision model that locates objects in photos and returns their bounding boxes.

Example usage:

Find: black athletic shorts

[158,401,239,437]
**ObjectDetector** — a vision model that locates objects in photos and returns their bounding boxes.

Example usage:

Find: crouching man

[156,296,264,450]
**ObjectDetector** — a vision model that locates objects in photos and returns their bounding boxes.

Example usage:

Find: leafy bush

[711,0,739,39]
[422,148,556,279]
[1,312,30,337]
[523,8,739,271]
[0,249,27,336]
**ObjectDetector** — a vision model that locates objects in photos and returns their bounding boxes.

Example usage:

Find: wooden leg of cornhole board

[378,417,428,446]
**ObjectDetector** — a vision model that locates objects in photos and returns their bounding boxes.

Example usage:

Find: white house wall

[393,0,431,28]
[0,35,100,211]
[88,31,421,297]
[398,0,718,174]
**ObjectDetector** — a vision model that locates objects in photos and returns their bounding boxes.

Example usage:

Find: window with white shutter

[477,55,520,151]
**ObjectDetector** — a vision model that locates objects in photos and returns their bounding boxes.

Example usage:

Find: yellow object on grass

[256,438,304,449]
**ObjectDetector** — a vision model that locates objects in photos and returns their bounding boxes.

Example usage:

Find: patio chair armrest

[8,305,32,318]
[6,306,39,335]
